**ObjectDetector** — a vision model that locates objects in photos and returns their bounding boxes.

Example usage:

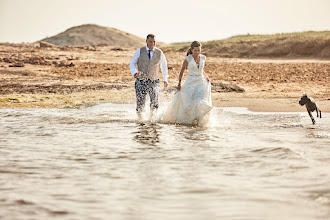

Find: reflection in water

[179,126,210,141]
[132,123,161,146]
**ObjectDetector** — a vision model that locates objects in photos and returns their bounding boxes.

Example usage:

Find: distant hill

[163,31,330,59]
[40,24,146,47]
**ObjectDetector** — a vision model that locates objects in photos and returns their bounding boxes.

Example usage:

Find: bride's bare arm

[203,70,210,82]
[177,60,188,90]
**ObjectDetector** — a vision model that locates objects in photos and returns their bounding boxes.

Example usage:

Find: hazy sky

[0,0,329,43]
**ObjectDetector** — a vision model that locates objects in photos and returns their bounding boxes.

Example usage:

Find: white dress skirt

[163,54,213,126]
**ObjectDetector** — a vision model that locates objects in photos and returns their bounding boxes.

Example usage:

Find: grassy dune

[163,31,330,58]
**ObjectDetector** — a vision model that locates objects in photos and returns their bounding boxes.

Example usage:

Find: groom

[129,34,169,119]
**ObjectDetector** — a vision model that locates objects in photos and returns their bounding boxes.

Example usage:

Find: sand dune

[40,24,147,47]
[164,31,330,59]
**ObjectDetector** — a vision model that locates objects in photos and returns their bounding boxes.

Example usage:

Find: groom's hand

[134,72,139,78]
[164,82,168,88]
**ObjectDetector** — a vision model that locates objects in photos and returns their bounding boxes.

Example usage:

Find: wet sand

[0,43,329,112]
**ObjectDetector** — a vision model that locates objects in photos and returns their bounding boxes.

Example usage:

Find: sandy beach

[0,43,329,112]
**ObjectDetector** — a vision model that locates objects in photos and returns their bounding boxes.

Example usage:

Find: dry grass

[162,31,330,58]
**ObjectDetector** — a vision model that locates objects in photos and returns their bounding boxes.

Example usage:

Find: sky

[0,0,329,44]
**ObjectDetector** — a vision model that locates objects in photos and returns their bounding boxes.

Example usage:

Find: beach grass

[162,31,330,58]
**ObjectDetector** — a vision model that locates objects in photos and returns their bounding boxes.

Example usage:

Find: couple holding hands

[129,34,213,126]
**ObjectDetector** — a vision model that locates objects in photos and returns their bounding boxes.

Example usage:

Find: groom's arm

[129,49,140,78]
[160,51,168,87]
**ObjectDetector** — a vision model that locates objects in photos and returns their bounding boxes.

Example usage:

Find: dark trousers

[135,79,160,113]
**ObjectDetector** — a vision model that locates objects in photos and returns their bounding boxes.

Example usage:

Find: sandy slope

[40,24,147,47]
[166,31,330,59]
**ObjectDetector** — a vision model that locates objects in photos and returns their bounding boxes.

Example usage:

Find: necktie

[148,50,151,60]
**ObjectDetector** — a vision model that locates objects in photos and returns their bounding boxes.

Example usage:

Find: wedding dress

[163,54,213,126]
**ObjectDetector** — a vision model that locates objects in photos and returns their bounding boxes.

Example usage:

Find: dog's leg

[316,104,322,118]
[316,106,322,118]
[308,111,315,124]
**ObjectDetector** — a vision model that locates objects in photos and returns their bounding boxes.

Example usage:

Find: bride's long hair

[186,41,202,56]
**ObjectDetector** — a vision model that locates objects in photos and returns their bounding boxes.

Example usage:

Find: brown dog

[299,93,322,124]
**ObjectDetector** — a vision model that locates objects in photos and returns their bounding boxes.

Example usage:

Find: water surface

[0,103,329,220]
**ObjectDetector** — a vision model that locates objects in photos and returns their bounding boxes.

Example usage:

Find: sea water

[0,103,329,220]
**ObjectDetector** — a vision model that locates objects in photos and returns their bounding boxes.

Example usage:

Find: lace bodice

[185,54,206,76]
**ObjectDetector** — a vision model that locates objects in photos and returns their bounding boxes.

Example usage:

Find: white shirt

[129,46,169,82]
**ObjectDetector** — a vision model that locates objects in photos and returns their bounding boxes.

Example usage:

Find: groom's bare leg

[150,108,158,121]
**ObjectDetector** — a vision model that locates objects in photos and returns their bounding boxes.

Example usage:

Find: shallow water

[0,103,329,220]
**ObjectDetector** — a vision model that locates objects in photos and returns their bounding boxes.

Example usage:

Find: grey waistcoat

[137,47,161,81]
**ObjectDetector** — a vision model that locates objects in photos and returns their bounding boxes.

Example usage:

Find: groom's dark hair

[146,34,155,40]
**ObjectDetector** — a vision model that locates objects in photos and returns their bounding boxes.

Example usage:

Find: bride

[163,41,213,126]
